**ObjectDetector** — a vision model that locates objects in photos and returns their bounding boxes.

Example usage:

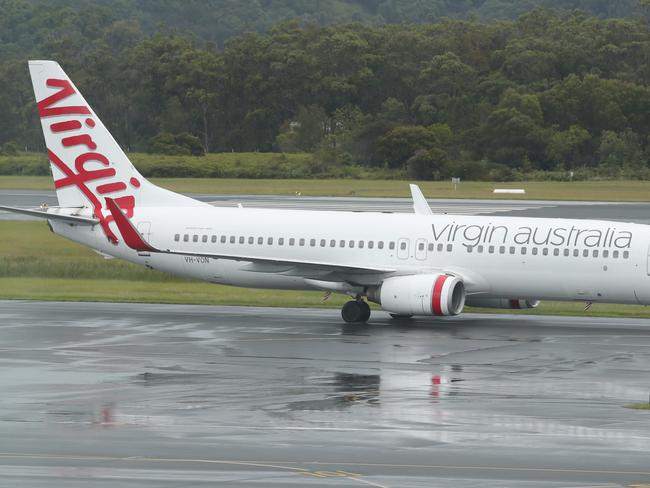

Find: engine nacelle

[465,297,540,309]
[371,274,465,316]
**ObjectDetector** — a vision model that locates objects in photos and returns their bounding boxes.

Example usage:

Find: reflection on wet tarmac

[1,301,650,487]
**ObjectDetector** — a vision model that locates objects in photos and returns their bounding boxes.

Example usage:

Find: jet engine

[368,274,465,316]
[465,297,540,309]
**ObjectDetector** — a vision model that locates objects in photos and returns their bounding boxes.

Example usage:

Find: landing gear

[341,300,371,323]
[389,313,413,320]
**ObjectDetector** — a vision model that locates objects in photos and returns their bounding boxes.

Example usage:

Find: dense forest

[3,0,650,179]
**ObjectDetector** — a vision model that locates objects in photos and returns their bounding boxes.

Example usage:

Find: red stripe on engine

[510,299,521,309]
[431,275,448,315]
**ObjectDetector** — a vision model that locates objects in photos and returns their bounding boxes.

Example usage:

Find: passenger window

[310,239,316,247]
[499,246,505,254]
[193,235,199,242]
[428,243,434,251]
[248,236,254,244]
[349,240,355,248]
[202,235,208,243]
[239,236,245,244]
[509,246,515,254]
[521,247,526,255]
[211,235,217,243]
[593,250,599,257]
[478,245,484,253]
[489,245,494,254]
[279,238,285,245]
[532,248,538,255]
[400,242,407,250]
[447,244,453,252]
[613,250,619,258]
[184,234,189,242]
[359,241,364,249]
[389,242,396,250]
[543,248,548,256]
[174,234,180,242]
[378,242,384,249]
[583,249,589,257]
[258,237,263,245]
[418,242,425,251]
[563,249,569,256]
[221,236,226,243]
[330,239,336,247]
[573,249,579,257]
[268,237,273,245]
[437,243,443,251]
[340,240,346,248]
[299,238,305,246]
[623,251,629,259]
[467,246,473,253]
[320,239,326,247]
[554,248,559,256]
[289,238,295,246]
[603,250,609,258]
[368,241,374,249]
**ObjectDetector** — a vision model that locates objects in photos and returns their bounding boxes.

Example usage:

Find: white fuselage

[53,205,650,305]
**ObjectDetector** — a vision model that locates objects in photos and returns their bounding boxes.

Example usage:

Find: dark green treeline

[3,0,650,179]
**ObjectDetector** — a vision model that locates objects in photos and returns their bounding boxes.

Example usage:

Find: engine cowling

[370,274,465,316]
[465,297,540,309]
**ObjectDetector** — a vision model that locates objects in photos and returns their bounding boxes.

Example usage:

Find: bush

[148,132,205,156]
[1,142,20,155]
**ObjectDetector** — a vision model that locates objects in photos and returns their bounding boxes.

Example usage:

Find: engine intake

[369,274,465,316]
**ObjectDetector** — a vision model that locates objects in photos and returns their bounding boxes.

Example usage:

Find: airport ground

[2,189,650,487]
[1,300,650,488]
[5,175,650,201]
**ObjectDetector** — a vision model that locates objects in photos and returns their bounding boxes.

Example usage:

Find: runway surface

[1,300,650,487]
[1,189,648,222]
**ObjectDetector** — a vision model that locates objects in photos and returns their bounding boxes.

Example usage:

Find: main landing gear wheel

[341,300,371,323]
[389,313,413,320]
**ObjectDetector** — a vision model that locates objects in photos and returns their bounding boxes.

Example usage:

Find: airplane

[2,60,649,323]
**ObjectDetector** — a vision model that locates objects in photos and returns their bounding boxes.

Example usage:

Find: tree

[546,125,592,169]
[377,124,451,168]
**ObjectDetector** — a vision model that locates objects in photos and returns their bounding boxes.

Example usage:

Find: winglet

[409,184,433,215]
[105,198,157,252]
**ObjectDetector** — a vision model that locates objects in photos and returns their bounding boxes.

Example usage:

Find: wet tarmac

[1,300,650,487]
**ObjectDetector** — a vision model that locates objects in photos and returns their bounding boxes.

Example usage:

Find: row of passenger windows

[173,233,629,259]
[466,244,629,259]
[174,233,454,252]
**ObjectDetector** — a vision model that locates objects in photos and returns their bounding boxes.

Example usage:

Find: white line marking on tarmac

[1,453,649,477]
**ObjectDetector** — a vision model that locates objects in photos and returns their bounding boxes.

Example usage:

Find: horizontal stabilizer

[0,205,98,224]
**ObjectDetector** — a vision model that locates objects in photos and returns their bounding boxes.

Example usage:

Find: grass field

[3,175,650,201]
[624,403,650,410]
[3,221,650,317]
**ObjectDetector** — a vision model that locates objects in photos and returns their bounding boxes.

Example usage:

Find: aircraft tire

[342,300,369,323]
[389,313,413,319]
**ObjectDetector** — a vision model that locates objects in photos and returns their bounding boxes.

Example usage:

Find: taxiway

[1,301,649,487]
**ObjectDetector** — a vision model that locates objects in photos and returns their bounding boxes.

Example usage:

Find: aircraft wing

[0,205,99,225]
[104,198,396,276]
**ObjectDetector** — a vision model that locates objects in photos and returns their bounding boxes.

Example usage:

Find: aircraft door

[397,238,410,260]
[415,238,427,260]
